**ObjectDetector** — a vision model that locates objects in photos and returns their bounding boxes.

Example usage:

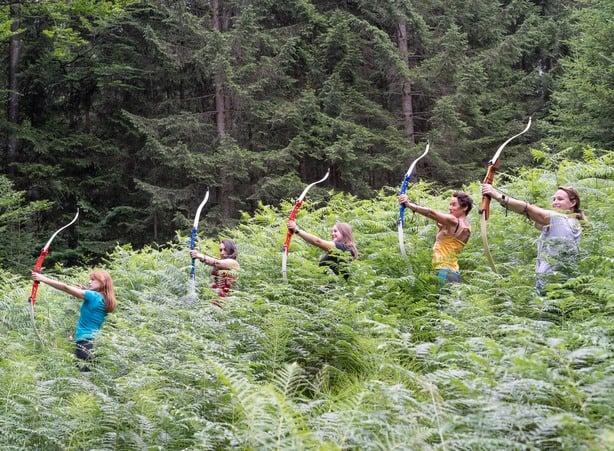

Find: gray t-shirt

[536,213,582,277]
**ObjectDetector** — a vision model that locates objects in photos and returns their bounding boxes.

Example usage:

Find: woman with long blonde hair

[31,269,117,371]
[286,220,358,279]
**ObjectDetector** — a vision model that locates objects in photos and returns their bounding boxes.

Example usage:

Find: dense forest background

[1,1,612,448]
[1,0,612,270]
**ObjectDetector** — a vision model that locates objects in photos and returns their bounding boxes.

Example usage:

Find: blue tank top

[75,290,107,341]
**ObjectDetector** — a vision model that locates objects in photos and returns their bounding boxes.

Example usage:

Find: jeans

[75,339,94,372]
[437,269,461,284]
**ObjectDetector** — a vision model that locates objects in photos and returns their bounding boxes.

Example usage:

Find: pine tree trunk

[396,21,415,145]
[212,0,234,219]
[6,4,22,176]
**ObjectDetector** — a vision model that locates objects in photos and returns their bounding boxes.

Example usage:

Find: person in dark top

[287,220,358,278]
[190,239,240,305]
[31,270,117,371]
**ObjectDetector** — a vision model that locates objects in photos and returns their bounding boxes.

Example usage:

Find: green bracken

[1,151,612,450]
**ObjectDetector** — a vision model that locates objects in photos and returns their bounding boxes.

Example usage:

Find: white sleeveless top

[536,213,582,276]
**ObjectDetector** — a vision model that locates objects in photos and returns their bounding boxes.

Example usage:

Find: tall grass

[1,151,612,449]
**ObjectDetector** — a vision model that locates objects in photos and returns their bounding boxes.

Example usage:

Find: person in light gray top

[481,184,587,293]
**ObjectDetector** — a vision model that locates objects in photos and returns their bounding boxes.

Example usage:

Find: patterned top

[211,267,237,297]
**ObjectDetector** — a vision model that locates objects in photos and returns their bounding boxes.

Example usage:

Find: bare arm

[481,184,551,228]
[287,220,335,252]
[207,257,239,270]
[398,194,458,227]
[190,250,239,270]
[31,272,85,299]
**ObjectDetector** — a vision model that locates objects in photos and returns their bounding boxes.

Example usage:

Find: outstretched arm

[398,194,457,227]
[481,184,551,228]
[31,272,85,299]
[190,250,239,270]
[287,220,335,253]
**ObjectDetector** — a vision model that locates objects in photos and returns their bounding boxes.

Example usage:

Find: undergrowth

[1,152,612,450]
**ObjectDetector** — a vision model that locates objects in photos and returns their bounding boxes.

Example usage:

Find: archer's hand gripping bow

[28,209,79,345]
[398,142,430,259]
[29,209,80,305]
[190,190,210,286]
[479,117,532,272]
[281,169,330,281]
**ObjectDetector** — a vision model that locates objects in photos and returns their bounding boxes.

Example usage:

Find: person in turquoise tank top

[482,184,587,293]
[398,191,473,285]
[31,270,117,371]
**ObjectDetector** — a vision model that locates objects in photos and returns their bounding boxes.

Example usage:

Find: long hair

[557,186,588,221]
[335,222,358,259]
[91,270,117,313]
[221,239,238,259]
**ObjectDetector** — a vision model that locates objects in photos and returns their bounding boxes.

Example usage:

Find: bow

[190,190,210,287]
[28,209,79,344]
[398,142,430,259]
[29,209,80,305]
[281,169,330,281]
[480,117,532,272]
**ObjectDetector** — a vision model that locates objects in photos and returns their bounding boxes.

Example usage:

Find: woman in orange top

[398,192,473,284]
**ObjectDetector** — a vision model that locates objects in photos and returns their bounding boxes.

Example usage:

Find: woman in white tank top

[481,184,587,293]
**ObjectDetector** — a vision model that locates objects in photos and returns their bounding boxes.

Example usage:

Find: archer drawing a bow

[28,209,79,344]
[480,117,532,272]
[281,169,330,281]
[190,190,210,287]
[398,142,430,259]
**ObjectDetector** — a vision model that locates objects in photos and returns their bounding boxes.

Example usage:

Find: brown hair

[221,239,238,259]
[335,222,358,259]
[557,186,587,221]
[91,270,117,313]
[453,191,473,215]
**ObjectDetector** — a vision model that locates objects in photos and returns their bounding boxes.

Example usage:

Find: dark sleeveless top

[319,242,356,279]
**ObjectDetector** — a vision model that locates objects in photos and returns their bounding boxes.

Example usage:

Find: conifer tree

[548,0,614,150]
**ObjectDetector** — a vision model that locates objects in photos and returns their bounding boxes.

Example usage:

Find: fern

[1,153,612,449]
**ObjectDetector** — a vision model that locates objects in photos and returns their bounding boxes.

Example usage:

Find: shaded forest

[1,0,611,270]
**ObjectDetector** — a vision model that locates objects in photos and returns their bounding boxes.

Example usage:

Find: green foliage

[1,154,612,448]
[0,175,52,271]
[3,0,581,261]
[548,0,614,150]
